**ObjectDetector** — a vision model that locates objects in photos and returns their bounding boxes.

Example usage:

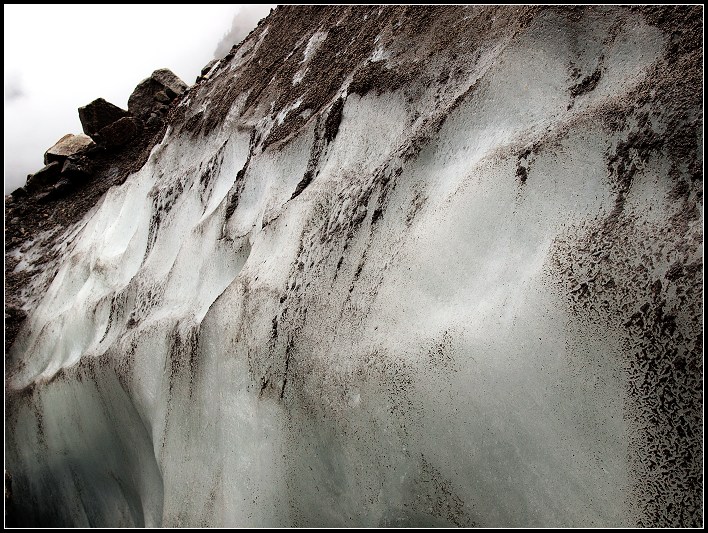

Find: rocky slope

[4,6,703,527]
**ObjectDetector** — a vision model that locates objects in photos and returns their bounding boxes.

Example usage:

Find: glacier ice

[5,6,703,527]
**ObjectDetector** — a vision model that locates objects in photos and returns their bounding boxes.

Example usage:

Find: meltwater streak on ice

[5,6,702,527]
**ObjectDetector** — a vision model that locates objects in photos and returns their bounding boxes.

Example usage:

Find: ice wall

[5,6,702,527]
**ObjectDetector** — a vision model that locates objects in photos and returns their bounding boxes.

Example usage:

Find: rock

[146,114,163,130]
[95,116,141,148]
[128,78,164,119]
[201,59,218,76]
[5,304,27,323]
[37,178,74,203]
[128,68,188,119]
[10,187,28,198]
[154,91,170,103]
[53,178,74,194]
[25,161,62,192]
[61,157,92,182]
[151,68,188,96]
[3,304,27,355]
[44,134,96,165]
[78,98,131,138]
[5,470,12,509]
[35,191,52,203]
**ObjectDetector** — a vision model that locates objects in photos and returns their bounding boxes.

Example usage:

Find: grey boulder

[95,116,142,148]
[128,68,188,120]
[25,161,62,192]
[61,156,93,182]
[78,98,131,138]
[44,134,96,165]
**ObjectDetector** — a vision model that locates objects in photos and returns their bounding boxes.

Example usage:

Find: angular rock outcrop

[128,68,187,120]
[196,59,219,82]
[94,116,141,148]
[35,178,75,204]
[9,186,27,198]
[22,134,98,197]
[78,98,131,138]
[201,59,218,77]
[24,161,61,192]
[43,133,95,164]
[60,156,92,182]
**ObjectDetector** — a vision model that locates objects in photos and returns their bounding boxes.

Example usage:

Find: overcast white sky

[4,4,272,194]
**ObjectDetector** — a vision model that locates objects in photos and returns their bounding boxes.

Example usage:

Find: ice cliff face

[5,6,703,527]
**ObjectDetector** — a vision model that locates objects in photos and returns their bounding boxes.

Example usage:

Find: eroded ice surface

[5,6,702,527]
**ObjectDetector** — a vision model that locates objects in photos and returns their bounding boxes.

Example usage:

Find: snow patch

[302,31,328,63]
[276,97,303,125]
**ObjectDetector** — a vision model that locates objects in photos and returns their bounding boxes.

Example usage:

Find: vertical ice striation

[5,6,703,527]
